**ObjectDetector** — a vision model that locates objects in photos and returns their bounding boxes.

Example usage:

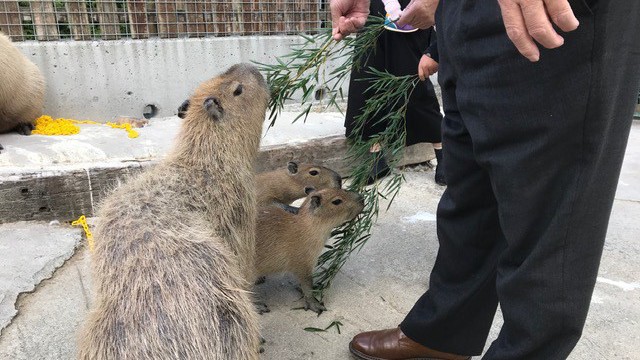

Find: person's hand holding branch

[396,0,439,29]
[330,0,371,40]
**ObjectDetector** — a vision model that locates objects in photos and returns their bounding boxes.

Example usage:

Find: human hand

[418,54,439,80]
[330,0,371,41]
[396,0,439,29]
[497,0,580,62]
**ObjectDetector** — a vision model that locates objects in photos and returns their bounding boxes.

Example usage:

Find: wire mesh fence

[0,0,330,41]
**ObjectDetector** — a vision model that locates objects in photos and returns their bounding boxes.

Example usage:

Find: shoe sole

[349,342,448,360]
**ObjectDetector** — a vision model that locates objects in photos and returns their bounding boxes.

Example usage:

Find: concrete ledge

[0,112,434,223]
[0,137,352,224]
[0,163,144,223]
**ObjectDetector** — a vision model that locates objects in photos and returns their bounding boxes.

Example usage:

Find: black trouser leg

[401,0,640,358]
[399,26,505,352]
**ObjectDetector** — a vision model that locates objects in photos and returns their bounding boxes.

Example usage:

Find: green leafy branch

[314,70,419,297]
[255,17,385,126]
[258,17,421,300]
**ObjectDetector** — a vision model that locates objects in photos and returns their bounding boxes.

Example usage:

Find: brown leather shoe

[349,327,470,360]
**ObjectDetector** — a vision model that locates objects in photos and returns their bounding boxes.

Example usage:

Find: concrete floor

[0,123,638,359]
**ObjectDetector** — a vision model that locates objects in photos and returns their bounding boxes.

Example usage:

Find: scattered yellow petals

[32,115,139,138]
[106,122,139,138]
[72,215,95,252]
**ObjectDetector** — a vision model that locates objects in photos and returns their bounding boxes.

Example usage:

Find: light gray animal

[0,32,45,152]
[78,63,270,360]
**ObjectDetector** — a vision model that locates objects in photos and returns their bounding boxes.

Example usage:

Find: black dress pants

[399,0,640,359]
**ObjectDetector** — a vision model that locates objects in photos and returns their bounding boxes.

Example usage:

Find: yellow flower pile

[32,115,139,138]
[31,115,82,135]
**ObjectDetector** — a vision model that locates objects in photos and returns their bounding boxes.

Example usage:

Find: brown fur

[255,188,364,313]
[77,63,270,360]
[256,162,342,206]
[0,32,45,137]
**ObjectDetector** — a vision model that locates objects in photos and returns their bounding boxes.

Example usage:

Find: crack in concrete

[0,244,82,337]
[31,250,76,286]
[75,262,91,311]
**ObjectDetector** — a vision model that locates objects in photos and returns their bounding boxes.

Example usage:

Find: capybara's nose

[204,96,220,109]
[204,96,222,119]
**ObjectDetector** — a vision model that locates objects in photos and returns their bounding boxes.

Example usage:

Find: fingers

[499,0,580,62]
[418,56,439,80]
[397,14,420,29]
[332,17,354,40]
[330,1,343,39]
[425,64,437,76]
[396,0,437,29]
[418,55,428,81]
[520,0,564,49]
[544,0,579,32]
[499,0,540,61]
[396,5,415,27]
[333,17,363,40]
[396,10,432,29]
[345,15,367,33]
[332,28,342,41]
[330,0,369,41]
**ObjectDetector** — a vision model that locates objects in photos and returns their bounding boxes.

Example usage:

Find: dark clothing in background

[344,0,442,146]
[424,38,438,63]
[399,0,640,358]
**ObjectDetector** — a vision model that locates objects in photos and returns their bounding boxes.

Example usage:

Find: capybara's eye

[233,84,243,96]
[309,170,319,176]
[332,199,343,205]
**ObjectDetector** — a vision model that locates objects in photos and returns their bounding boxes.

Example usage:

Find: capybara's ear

[309,195,321,210]
[203,96,223,120]
[287,161,299,174]
[177,99,190,119]
[233,84,243,96]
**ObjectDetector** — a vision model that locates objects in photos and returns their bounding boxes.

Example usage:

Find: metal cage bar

[0,0,329,42]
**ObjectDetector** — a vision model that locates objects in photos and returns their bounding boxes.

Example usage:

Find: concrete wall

[15,36,439,122]
[15,36,347,122]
